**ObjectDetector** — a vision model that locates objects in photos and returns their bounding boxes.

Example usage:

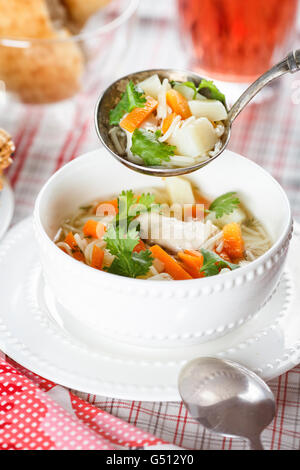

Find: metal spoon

[95,50,300,177]
[178,357,276,450]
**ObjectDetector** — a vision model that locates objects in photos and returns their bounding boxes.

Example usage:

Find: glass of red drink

[177,0,298,96]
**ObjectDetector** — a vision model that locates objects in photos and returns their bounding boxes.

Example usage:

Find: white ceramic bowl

[0,177,14,240]
[34,149,293,348]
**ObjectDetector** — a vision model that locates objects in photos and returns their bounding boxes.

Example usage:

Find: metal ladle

[95,50,300,177]
[178,357,276,450]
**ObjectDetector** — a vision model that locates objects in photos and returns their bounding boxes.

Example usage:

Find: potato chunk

[189,100,228,121]
[167,118,219,157]
[165,177,196,206]
[138,74,162,99]
[173,83,195,101]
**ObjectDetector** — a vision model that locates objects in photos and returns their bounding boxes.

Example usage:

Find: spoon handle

[249,435,264,451]
[228,50,300,123]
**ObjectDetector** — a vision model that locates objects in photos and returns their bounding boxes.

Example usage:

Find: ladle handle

[249,434,264,451]
[228,50,300,123]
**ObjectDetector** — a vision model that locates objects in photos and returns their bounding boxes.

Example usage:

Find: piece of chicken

[138,212,219,253]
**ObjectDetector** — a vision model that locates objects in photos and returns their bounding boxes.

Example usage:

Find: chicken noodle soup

[108,75,227,169]
[54,177,272,280]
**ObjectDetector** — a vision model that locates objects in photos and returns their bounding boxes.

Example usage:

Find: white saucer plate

[0,178,14,240]
[0,217,300,401]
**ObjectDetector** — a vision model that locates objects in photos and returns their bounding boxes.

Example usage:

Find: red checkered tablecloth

[1,0,300,451]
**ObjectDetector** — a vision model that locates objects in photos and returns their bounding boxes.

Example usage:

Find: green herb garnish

[197,79,226,105]
[104,225,153,278]
[116,190,158,226]
[109,81,146,125]
[200,249,240,277]
[131,128,176,166]
[171,78,225,104]
[208,192,240,219]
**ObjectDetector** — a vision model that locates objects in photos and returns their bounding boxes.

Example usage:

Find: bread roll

[62,0,111,27]
[0,0,84,103]
[0,0,59,39]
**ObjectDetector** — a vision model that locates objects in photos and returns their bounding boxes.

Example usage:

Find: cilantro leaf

[104,225,153,278]
[200,249,240,277]
[107,249,153,278]
[138,193,156,209]
[209,192,240,219]
[109,81,146,125]
[131,128,176,166]
[117,190,137,224]
[104,225,138,254]
[116,190,158,227]
[130,250,154,276]
[126,81,146,111]
[197,79,226,105]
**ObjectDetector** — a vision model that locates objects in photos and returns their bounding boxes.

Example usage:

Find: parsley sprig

[131,128,176,166]
[104,225,153,278]
[208,192,240,219]
[109,81,146,125]
[200,249,240,277]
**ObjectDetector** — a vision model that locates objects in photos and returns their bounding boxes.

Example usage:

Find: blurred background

[1,0,300,224]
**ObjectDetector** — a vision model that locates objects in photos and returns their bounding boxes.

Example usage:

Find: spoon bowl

[178,357,276,450]
[95,50,300,176]
[95,68,231,177]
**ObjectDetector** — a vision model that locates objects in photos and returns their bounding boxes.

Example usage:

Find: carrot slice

[178,251,204,279]
[178,252,204,269]
[178,262,202,279]
[133,239,146,253]
[184,192,211,220]
[65,232,77,251]
[166,89,191,119]
[94,199,119,216]
[83,220,106,239]
[91,245,104,270]
[194,191,211,211]
[184,249,203,257]
[120,96,158,133]
[217,250,232,263]
[162,112,177,134]
[150,245,192,280]
[185,204,208,220]
[65,232,85,262]
[83,220,98,238]
[223,223,244,260]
